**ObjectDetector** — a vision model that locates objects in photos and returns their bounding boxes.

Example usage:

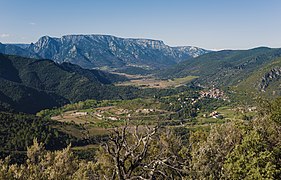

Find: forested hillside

[236,56,281,98]
[0,54,140,113]
[158,47,281,88]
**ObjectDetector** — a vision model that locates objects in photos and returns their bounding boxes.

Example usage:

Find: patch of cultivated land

[52,105,171,126]
[48,88,258,147]
[115,73,198,88]
[50,97,256,138]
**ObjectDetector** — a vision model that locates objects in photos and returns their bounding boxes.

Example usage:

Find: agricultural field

[115,74,198,89]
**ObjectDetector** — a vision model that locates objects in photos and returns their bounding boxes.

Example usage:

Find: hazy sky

[1,0,281,50]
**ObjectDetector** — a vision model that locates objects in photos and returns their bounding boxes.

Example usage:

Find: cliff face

[258,68,281,92]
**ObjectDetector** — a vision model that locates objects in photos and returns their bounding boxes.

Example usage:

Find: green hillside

[0,54,140,113]
[158,47,281,88]
[236,57,281,99]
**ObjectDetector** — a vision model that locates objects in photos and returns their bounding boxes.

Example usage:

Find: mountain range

[0,35,210,70]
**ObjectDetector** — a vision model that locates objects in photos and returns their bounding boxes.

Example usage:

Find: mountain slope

[237,56,281,98]
[0,54,138,113]
[59,62,126,84]
[0,43,38,59]
[1,35,210,70]
[158,47,281,87]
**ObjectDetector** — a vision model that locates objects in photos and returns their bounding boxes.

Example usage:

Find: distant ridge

[0,34,211,70]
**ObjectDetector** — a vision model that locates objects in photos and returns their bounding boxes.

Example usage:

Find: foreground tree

[189,120,246,179]
[94,125,190,179]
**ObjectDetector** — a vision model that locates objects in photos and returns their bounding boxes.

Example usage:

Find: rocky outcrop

[258,67,281,91]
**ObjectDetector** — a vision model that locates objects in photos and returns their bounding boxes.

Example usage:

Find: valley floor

[114,72,198,89]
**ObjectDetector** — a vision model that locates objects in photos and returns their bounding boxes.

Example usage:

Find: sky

[0,0,281,50]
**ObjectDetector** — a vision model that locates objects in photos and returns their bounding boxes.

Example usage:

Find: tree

[190,120,247,179]
[94,125,189,179]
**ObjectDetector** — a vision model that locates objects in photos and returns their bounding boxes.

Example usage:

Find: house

[209,111,223,119]
[248,107,257,112]
[96,113,103,118]
[72,112,88,116]
[107,116,119,121]
[136,109,155,114]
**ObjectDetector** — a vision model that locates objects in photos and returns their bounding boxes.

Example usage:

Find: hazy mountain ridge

[0,35,211,69]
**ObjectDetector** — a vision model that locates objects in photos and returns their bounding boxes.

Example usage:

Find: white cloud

[29,22,36,25]
[0,34,10,38]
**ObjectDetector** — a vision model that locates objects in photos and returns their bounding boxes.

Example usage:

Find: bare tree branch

[101,124,187,179]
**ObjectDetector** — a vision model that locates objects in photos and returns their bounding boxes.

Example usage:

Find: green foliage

[257,97,281,124]
[268,97,281,124]
[223,130,279,179]
[0,139,98,179]
[196,97,229,113]
[190,120,246,179]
